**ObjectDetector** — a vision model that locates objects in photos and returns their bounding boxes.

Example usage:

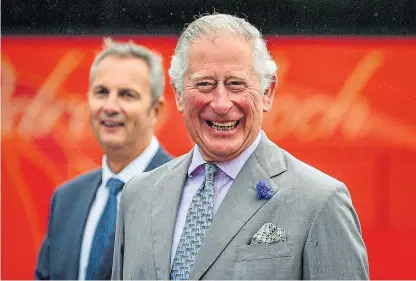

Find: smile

[100,120,125,127]
[206,120,240,131]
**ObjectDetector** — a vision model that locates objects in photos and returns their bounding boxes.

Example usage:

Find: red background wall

[2,36,416,279]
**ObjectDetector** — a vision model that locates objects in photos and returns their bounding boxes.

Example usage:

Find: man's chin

[100,139,125,151]
[200,143,244,162]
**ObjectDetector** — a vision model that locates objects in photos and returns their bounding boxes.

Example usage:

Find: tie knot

[204,163,218,180]
[106,178,125,195]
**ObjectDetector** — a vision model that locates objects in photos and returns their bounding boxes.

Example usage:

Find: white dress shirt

[170,132,262,267]
[78,136,160,280]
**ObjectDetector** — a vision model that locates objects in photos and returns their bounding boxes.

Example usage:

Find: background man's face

[176,32,275,162]
[88,55,159,154]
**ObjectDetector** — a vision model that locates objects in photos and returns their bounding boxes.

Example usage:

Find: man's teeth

[209,121,239,131]
[102,121,123,127]
[211,121,237,127]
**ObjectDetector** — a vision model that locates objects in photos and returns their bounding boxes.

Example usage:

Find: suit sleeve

[303,184,369,280]
[35,192,57,280]
[111,186,126,280]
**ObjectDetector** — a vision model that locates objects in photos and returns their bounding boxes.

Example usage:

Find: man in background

[35,38,172,280]
[112,14,369,280]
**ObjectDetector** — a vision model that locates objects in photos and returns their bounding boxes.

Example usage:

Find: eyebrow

[189,73,216,81]
[226,74,250,81]
[189,72,250,81]
[92,85,139,94]
[92,84,107,91]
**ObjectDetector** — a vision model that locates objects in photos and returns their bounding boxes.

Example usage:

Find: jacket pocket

[235,241,294,261]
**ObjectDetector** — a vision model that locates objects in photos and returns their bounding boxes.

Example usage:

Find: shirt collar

[188,131,262,179]
[102,136,160,185]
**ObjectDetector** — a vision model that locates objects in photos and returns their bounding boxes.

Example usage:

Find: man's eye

[94,88,109,95]
[120,90,135,98]
[227,81,245,90]
[195,81,216,91]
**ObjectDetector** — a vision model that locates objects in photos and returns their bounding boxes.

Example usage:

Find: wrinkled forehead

[191,30,253,47]
[187,33,255,70]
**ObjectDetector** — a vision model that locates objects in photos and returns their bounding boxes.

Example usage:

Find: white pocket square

[251,223,287,245]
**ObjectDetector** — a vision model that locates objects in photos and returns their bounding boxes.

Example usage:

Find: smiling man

[35,38,172,280]
[112,14,369,280]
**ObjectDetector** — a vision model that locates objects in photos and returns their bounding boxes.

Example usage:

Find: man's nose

[210,85,233,115]
[102,92,120,115]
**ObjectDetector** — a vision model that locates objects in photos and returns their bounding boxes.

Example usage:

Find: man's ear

[150,97,165,127]
[263,74,277,112]
[173,86,184,112]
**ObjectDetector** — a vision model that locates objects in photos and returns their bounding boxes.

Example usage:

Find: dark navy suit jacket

[35,147,172,280]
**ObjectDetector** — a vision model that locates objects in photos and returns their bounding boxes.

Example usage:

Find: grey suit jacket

[35,147,172,280]
[112,133,369,280]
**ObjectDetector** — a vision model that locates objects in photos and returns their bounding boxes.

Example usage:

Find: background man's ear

[263,74,277,112]
[150,98,165,127]
[173,86,184,112]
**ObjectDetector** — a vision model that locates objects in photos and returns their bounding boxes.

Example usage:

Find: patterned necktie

[86,177,124,280]
[170,163,218,280]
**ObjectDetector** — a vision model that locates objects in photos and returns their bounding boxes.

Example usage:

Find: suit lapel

[189,133,287,280]
[144,146,172,172]
[152,152,193,280]
[67,170,102,279]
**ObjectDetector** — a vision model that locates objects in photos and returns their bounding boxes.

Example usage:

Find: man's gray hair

[168,13,278,95]
[90,38,165,104]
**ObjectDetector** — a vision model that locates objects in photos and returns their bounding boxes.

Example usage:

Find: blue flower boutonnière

[256,180,273,200]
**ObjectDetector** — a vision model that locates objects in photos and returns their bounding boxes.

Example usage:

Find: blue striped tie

[86,177,124,280]
[170,163,218,280]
